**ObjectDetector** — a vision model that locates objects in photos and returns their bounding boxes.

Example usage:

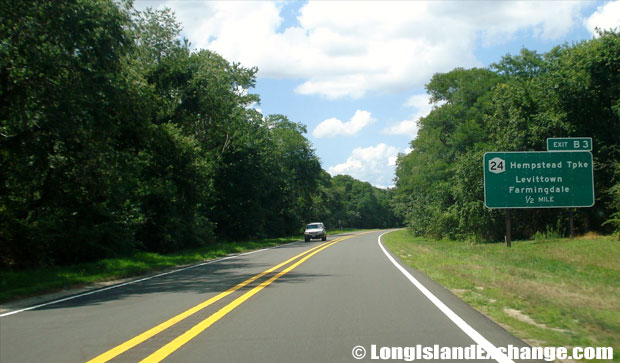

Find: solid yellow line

[140,234,359,363]
[86,239,341,363]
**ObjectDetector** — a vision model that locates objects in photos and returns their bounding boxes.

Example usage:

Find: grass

[382,230,619,362]
[0,229,365,304]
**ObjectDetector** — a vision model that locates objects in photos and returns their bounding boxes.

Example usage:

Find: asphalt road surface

[0,230,539,362]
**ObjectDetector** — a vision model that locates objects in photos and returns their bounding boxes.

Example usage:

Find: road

[0,230,537,362]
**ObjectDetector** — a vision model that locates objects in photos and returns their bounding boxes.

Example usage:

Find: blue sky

[135,1,619,188]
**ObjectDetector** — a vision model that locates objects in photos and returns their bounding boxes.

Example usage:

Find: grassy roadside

[0,229,365,303]
[382,230,619,361]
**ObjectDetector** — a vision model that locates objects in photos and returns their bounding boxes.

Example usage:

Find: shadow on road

[29,241,333,311]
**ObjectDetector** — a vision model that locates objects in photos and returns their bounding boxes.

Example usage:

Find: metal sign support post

[505,209,511,248]
[569,209,575,239]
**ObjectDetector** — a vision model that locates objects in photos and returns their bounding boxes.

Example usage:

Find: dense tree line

[312,174,401,231]
[0,0,400,268]
[394,31,620,241]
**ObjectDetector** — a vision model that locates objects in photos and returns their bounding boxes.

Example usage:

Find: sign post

[505,209,511,248]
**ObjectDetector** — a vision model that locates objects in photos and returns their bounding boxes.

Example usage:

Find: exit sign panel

[547,137,592,151]
[484,152,594,209]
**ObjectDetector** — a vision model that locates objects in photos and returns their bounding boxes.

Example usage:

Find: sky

[134,0,620,188]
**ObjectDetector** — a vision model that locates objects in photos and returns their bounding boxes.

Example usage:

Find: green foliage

[603,162,620,238]
[312,175,401,231]
[1,0,139,266]
[134,123,214,253]
[531,226,563,241]
[0,1,402,270]
[394,32,620,241]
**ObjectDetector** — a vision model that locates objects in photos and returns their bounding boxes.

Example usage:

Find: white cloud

[327,143,401,187]
[312,110,374,138]
[585,1,620,35]
[404,94,432,110]
[382,120,419,139]
[382,93,436,139]
[140,1,589,99]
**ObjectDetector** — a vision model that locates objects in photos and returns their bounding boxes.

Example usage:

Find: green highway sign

[547,137,592,151]
[484,151,594,209]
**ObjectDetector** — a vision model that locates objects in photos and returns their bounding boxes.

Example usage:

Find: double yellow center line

[87,233,362,363]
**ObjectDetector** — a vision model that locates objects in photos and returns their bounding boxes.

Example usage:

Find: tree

[0,1,405,269]
[394,31,620,241]
[0,0,142,266]
[394,68,500,238]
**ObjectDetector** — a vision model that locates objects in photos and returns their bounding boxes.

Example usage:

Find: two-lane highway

[0,231,535,362]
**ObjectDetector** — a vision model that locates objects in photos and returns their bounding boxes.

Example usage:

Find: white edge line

[0,240,305,318]
[377,231,514,363]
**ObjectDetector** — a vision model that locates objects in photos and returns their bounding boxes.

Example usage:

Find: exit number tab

[547,137,592,152]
